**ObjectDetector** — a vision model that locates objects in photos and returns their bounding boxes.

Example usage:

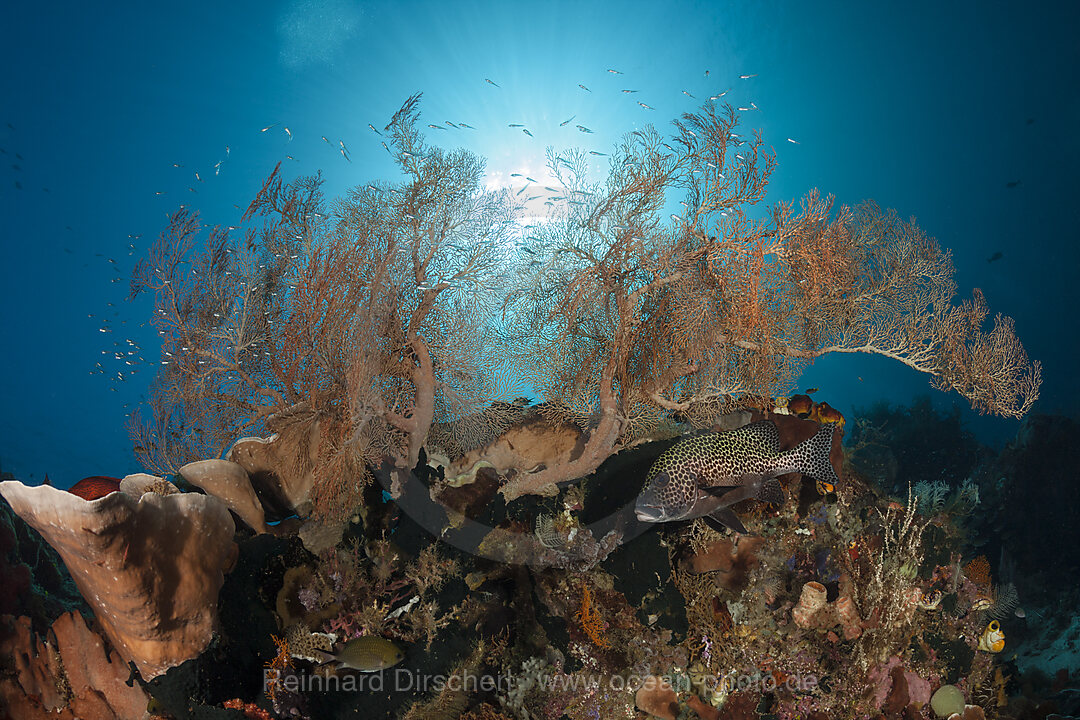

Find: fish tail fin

[790,425,840,489]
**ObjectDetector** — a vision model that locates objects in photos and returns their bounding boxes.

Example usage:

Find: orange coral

[264,634,293,704]
[994,667,1011,708]
[223,699,274,720]
[965,555,992,588]
[575,586,610,648]
[0,612,149,719]
[810,401,845,430]
[787,394,813,418]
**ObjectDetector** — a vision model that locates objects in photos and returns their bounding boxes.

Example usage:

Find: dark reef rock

[146,531,309,719]
[848,396,987,493]
[986,414,1080,581]
[0,494,86,633]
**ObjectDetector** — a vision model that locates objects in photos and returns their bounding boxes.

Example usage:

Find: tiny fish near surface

[634,420,838,534]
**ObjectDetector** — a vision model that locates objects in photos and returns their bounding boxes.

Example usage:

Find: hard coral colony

[0,84,1054,720]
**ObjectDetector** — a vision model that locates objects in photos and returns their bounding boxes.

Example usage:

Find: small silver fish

[578,84,591,92]
[638,102,653,110]
[485,78,500,87]
[560,115,576,126]
[368,123,382,136]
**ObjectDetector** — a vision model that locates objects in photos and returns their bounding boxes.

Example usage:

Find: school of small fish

[66,64,790,398]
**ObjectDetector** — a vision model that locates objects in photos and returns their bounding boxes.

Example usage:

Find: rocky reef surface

[1,402,1078,720]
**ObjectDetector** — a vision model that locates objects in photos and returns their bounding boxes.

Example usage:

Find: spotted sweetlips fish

[634,420,838,534]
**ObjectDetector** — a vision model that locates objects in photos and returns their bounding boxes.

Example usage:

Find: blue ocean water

[1,0,1076,488]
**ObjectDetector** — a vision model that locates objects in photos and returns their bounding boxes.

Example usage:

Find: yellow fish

[316,637,404,672]
[977,620,1005,653]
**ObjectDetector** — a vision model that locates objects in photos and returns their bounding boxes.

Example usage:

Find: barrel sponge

[0,478,236,679]
[179,458,268,533]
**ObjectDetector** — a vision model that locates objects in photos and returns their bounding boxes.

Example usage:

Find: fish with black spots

[634,421,838,534]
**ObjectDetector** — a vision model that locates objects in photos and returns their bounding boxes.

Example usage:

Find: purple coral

[296,587,321,613]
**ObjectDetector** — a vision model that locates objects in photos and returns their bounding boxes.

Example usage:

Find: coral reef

[0,92,1066,720]
[977,415,1080,581]
[279,538,462,653]
[0,497,85,633]
[2,402,1076,719]
[0,611,149,720]
[847,397,987,496]
[0,476,236,679]
[226,420,321,518]
[129,94,1038,516]
[178,458,268,533]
